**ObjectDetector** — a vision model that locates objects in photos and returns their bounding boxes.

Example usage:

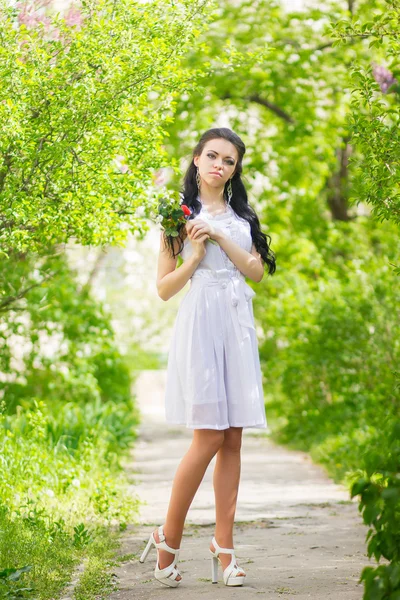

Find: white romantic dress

[164,200,268,431]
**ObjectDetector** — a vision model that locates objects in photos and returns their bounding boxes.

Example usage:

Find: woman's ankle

[213,532,234,549]
[164,524,183,548]
[159,524,182,549]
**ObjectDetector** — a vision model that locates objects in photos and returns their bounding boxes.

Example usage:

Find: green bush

[259,215,400,599]
[260,217,399,471]
[0,248,141,599]
[351,419,400,599]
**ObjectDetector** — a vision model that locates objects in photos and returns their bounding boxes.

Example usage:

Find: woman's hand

[185,218,217,258]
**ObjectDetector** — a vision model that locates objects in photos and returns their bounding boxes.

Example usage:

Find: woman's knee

[193,429,225,455]
[221,427,243,452]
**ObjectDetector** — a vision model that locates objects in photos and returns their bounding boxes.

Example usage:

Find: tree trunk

[326,137,354,221]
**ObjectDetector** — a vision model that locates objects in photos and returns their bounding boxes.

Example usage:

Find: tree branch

[325,135,355,221]
[247,93,295,123]
[0,218,37,233]
[80,249,108,294]
[220,91,295,124]
[0,271,57,312]
[0,148,13,194]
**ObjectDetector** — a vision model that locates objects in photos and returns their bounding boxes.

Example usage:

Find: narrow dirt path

[111,371,373,599]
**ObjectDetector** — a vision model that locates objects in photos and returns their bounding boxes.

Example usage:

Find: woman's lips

[210,172,222,177]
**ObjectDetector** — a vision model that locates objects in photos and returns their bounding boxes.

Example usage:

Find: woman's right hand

[185,219,210,259]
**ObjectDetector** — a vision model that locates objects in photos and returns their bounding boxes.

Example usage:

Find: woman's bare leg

[210,426,244,576]
[153,428,225,578]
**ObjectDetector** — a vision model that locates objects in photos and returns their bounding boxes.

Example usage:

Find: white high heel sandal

[139,525,182,587]
[209,537,246,586]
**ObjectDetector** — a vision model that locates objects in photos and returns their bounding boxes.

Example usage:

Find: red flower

[181,204,191,217]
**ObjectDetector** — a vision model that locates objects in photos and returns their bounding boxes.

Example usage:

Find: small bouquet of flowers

[155,196,217,244]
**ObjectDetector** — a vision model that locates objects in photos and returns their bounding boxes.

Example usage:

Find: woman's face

[194,138,238,189]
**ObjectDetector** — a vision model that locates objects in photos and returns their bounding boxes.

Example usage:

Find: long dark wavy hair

[164,127,276,275]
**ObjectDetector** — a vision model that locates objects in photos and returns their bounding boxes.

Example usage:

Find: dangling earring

[196,167,201,193]
[227,178,233,206]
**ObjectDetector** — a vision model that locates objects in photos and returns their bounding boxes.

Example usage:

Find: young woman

[139,127,276,588]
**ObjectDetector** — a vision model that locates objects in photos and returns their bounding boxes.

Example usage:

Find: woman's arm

[213,230,264,283]
[156,231,204,301]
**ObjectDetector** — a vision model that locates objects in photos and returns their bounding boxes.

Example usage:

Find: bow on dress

[191,268,256,347]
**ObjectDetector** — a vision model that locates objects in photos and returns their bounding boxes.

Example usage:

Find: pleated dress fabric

[164,200,267,431]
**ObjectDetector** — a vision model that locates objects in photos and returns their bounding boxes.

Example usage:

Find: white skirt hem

[165,417,268,431]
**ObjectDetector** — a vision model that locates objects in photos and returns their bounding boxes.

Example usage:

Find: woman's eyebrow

[208,149,235,160]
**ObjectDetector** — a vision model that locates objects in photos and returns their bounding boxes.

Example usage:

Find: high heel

[139,525,182,587]
[209,537,246,586]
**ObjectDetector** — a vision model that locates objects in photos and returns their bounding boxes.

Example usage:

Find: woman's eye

[207,153,234,165]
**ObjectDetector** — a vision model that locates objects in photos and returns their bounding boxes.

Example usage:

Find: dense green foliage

[351,421,400,598]
[1,250,138,427]
[331,2,400,225]
[258,215,398,477]
[0,0,213,254]
[256,212,400,600]
[0,248,140,598]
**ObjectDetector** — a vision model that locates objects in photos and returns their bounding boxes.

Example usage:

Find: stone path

[111,371,373,599]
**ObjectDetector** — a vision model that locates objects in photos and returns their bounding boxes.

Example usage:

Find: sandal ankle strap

[211,536,235,556]
[154,525,180,556]
[158,525,166,542]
